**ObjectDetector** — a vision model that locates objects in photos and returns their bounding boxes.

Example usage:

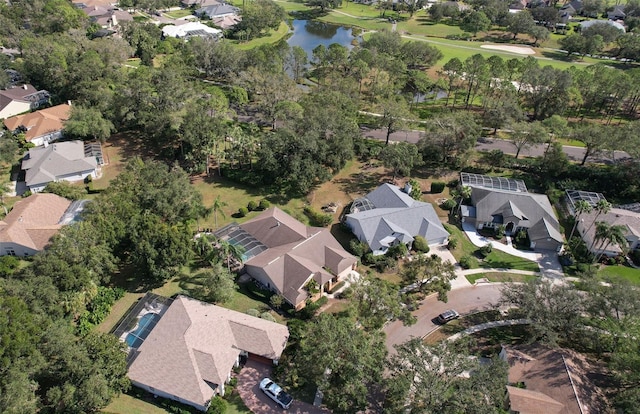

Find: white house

[22,141,101,193]
[162,22,222,40]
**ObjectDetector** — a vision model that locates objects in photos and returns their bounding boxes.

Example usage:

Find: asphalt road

[361,127,631,164]
[384,284,503,353]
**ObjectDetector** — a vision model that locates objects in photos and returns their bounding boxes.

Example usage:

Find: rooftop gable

[3,103,70,141]
[22,141,97,187]
[240,207,309,248]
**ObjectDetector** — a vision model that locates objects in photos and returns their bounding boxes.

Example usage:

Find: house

[577,207,640,257]
[84,5,134,28]
[182,0,222,7]
[560,0,582,16]
[580,19,626,33]
[509,0,529,11]
[3,103,70,146]
[195,3,240,20]
[607,4,626,20]
[501,344,605,414]
[344,183,449,256]
[22,140,102,193]
[126,295,289,412]
[0,193,72,256]
[0,84,50,120]
[460,173,563,251]
[215,207,357,309]
[162,22,222,40]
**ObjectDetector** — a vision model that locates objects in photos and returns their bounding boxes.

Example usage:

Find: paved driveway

[237,360,331,414]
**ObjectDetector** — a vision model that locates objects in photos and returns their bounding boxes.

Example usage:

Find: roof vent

[22,84,28,90]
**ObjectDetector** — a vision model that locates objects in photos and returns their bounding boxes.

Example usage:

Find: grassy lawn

[598,264,640,285]
[465,272,537,284]
[232,22,290,50]
[103,393,170,414]
[444,223,480,268]
[164,9,194,19]
[482,250,540,272]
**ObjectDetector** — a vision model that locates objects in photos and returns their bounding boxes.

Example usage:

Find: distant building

[0,193,72,257]
[0,84,50,120]
[162,22,222,40]
[195,3,240,20]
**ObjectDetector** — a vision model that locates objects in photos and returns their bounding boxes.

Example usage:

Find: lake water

[286,19,359,59]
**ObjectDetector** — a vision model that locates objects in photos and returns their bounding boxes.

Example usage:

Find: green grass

[103,393,170,414]
[465,272,537,284]
[231,21,291,50]
[444,223,480,267]
[482,250,540,272]
[598,264,640,285]
[163,9,194,19]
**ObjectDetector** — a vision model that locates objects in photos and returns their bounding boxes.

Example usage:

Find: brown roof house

[577,207,640,257]
[3,103,70,146]
[216,207,358,309]
[500,344,607,414]
[22,140,101,193]
[0,84,50,120]
[0,193,72,257]
[127,295,289,412]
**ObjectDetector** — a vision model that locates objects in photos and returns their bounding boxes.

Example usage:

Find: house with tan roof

[215,207,357,309]
[22,140,101,193]
[127,295,289,412]
[0,84,50,120]
[500,344,607,414]
[3,103,70,146]
[0,193,72,256]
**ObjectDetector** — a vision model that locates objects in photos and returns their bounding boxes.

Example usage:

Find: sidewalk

[447,318,532,341]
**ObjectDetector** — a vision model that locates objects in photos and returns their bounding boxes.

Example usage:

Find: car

[436,309,460,324]
[259,377,293,409]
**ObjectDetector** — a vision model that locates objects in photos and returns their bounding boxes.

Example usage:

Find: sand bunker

[480,44,536,55]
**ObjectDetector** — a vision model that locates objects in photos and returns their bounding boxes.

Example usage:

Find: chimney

[67,100,72,106]
[404,182,412,194]
[23,84,28,90]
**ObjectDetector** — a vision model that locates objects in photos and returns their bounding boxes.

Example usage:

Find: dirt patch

[480,44,536,55]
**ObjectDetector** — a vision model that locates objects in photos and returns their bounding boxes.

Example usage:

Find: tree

[571,124,612,165]
[440,57,463,107]
[592,223,628,262]
[506,10,535,40]
[583,22,624,44]
[192,262,237,304]
[460,11,491,37]
[384,339,508,414]
[345,277,416,330]
[377,95,411,146]
[280,314,387,413]
[400,254,455,300]
[308,0,342,11]
[379,142,423,180]
[211,195,227,229]
[234,0,286,40]
[500,279,585,345]
[583,199,612,239]
[529,26,550,46]
[569,200,593,241]
[63,105,114,142]
[286,45,308,82]
[560,33,586,56]
[419,112,481,166]
[509,120,547,159]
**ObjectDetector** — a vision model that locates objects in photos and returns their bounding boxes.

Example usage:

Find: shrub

[447,238,458,250]
[246,308,260,317]
[207,396,228,414]
[270,294,284,310]
[412,236,430,253]
[478,243,493,258]
[303,206,332,227]
[43,181,88,201]
[349,239,370,258]
[495,225,506,239]
[386,243,408,259]
[440,199,456,210]
[260,312,276,322]
[238,207,248,217]
[431,181,446,193]
[631,250,640,266]
[259,199,271,210]
[247,200,258,211]
[459,255,474,269]
[447,179,459,188]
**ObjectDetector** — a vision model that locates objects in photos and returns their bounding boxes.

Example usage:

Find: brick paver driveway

[237,360,331,414]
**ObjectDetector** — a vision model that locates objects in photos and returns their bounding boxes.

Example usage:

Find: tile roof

[22,140,97,188]
[241,208,356,306]
[503,345,582,414]
[580,208,640,253]
[3,103,70,142]
[127,296,289,408]
[0,193,72,251]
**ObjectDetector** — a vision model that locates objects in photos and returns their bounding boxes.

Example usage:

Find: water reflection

[287,19,359,59]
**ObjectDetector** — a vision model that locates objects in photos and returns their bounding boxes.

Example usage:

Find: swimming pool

[125,312,160,348]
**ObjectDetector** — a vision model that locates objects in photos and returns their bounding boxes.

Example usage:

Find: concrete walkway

[447,318,532,341]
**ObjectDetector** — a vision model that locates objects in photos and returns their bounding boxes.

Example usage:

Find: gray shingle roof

[22,141,97,188]
[345,184,449,253]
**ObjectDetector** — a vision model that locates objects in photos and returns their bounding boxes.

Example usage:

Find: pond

[286,19,360,59]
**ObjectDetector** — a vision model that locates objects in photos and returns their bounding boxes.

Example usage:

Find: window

[4,248,16,256]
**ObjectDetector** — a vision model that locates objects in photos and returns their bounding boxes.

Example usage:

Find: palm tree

[568,200,592,241]
[216,239,245,272]
[452,185,472,220]
[595,224,628,263]
[590,221,611,253]
[584,199,612,238]
[212,195,227,229]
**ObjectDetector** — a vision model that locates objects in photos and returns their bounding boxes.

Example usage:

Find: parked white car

[259,377,293,409]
